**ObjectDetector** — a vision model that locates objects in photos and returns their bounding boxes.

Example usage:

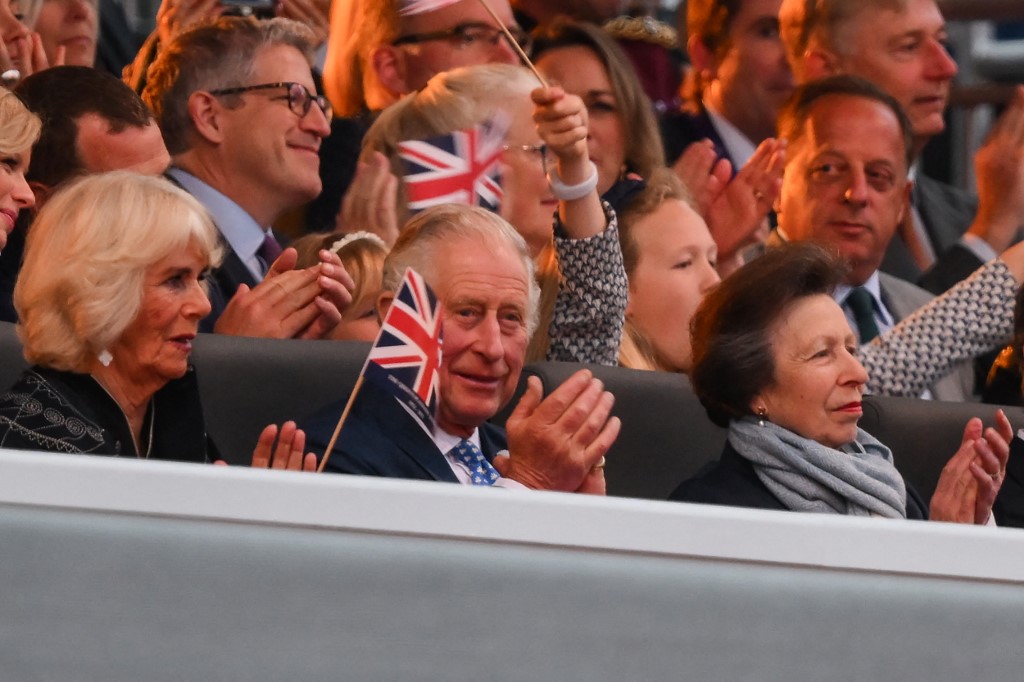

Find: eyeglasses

[207,82,333,124]
[502,142,551,173]
[393,22,532,54]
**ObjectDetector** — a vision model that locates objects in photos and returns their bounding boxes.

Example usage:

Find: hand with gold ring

[704,138,787,261]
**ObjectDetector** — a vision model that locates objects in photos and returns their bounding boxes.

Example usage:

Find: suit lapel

[389,417,459,483]
[357,382,457,482]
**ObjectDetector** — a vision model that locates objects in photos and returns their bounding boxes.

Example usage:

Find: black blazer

[881,173,983,294]
[660,108,732,169]
[163,171,262,332]
[993,436,1024,528]
[301,381,508,482]
[670,441,928,519]
[201,248,259,333]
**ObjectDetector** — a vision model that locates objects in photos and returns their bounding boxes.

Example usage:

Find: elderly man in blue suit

[303,204,618,493]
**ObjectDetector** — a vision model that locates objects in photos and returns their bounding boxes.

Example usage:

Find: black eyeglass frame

[207,81,333,123]
[392,21,531,52]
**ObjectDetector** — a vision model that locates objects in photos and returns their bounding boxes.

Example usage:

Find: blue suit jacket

[301,381,508,482]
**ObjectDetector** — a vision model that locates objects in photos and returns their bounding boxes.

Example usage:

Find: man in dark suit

[773,77,980,401]
[660,0,790,271]
[662,0,792,169]
[303,205,618,493]
[142,16,354,337]
[779,0,1024,293]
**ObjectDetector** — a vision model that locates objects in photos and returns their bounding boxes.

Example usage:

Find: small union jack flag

[360,267,443,435]
[399,114,508,214]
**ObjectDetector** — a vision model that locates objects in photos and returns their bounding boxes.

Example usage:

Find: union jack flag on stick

[398,114,508,214]
[318,268,443,472]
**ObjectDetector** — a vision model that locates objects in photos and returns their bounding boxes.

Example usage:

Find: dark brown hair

[531,18,665,180]
[777,75,914,171]
[690,242,846,426]
[681,0,744,108]
[16,66,153,188]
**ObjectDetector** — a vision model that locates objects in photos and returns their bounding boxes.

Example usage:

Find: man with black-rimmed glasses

[143,16,356,338]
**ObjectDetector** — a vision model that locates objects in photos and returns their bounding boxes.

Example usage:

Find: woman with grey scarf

[671,243,1011,523]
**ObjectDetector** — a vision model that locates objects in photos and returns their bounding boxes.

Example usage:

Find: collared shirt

[431,424,525,489]
[834,271,934,400]
[705,107,757,169]
[167,167,276,281]
[834,271,896,342]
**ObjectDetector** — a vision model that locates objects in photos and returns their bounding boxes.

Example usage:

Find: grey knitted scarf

[729,416,908,519]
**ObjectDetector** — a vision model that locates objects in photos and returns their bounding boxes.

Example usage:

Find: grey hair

[384,204,541,336]
[779,0,910,79]
[142,16,316,155]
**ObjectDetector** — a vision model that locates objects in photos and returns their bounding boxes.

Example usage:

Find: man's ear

[803,47,839,79]
[28,181,51,213]
[371,45,411,99]
[376,290,395,323]
[687,35,718,83]
[898,178,913,226]
[186,91,227,145]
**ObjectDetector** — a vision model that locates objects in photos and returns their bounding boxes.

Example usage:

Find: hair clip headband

[330,231,388,254]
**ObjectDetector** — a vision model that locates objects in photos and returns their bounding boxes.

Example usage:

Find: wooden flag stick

[476,0,548,87]
[317,375,364,473]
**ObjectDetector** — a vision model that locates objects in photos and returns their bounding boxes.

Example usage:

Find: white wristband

[547,161,599,201]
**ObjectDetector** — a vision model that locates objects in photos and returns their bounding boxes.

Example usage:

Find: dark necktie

[257,232,283,274]
[449,439,499,486]
[845,287,880,343]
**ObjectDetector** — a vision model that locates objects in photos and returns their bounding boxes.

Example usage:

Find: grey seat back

[505,362,1024,503]
[491,362,727,500]
[190,334,369,464]
[0,321,26,390]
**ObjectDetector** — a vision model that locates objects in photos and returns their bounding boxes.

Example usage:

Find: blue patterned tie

[450,439,499,486]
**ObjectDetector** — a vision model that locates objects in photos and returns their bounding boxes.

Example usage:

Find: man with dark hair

[772,76,1019,401]
[0,66,171,322]
[15,66,169,205]
[779,0,1024,293]
[663,0,791,169]
[658,0,789,273]
[142,16,354,338]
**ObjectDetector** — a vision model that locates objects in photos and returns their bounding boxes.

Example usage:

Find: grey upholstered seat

[190,334,370,464]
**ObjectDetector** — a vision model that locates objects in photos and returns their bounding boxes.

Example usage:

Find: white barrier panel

[0,447,1022,582]
[3,448,1024,680]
